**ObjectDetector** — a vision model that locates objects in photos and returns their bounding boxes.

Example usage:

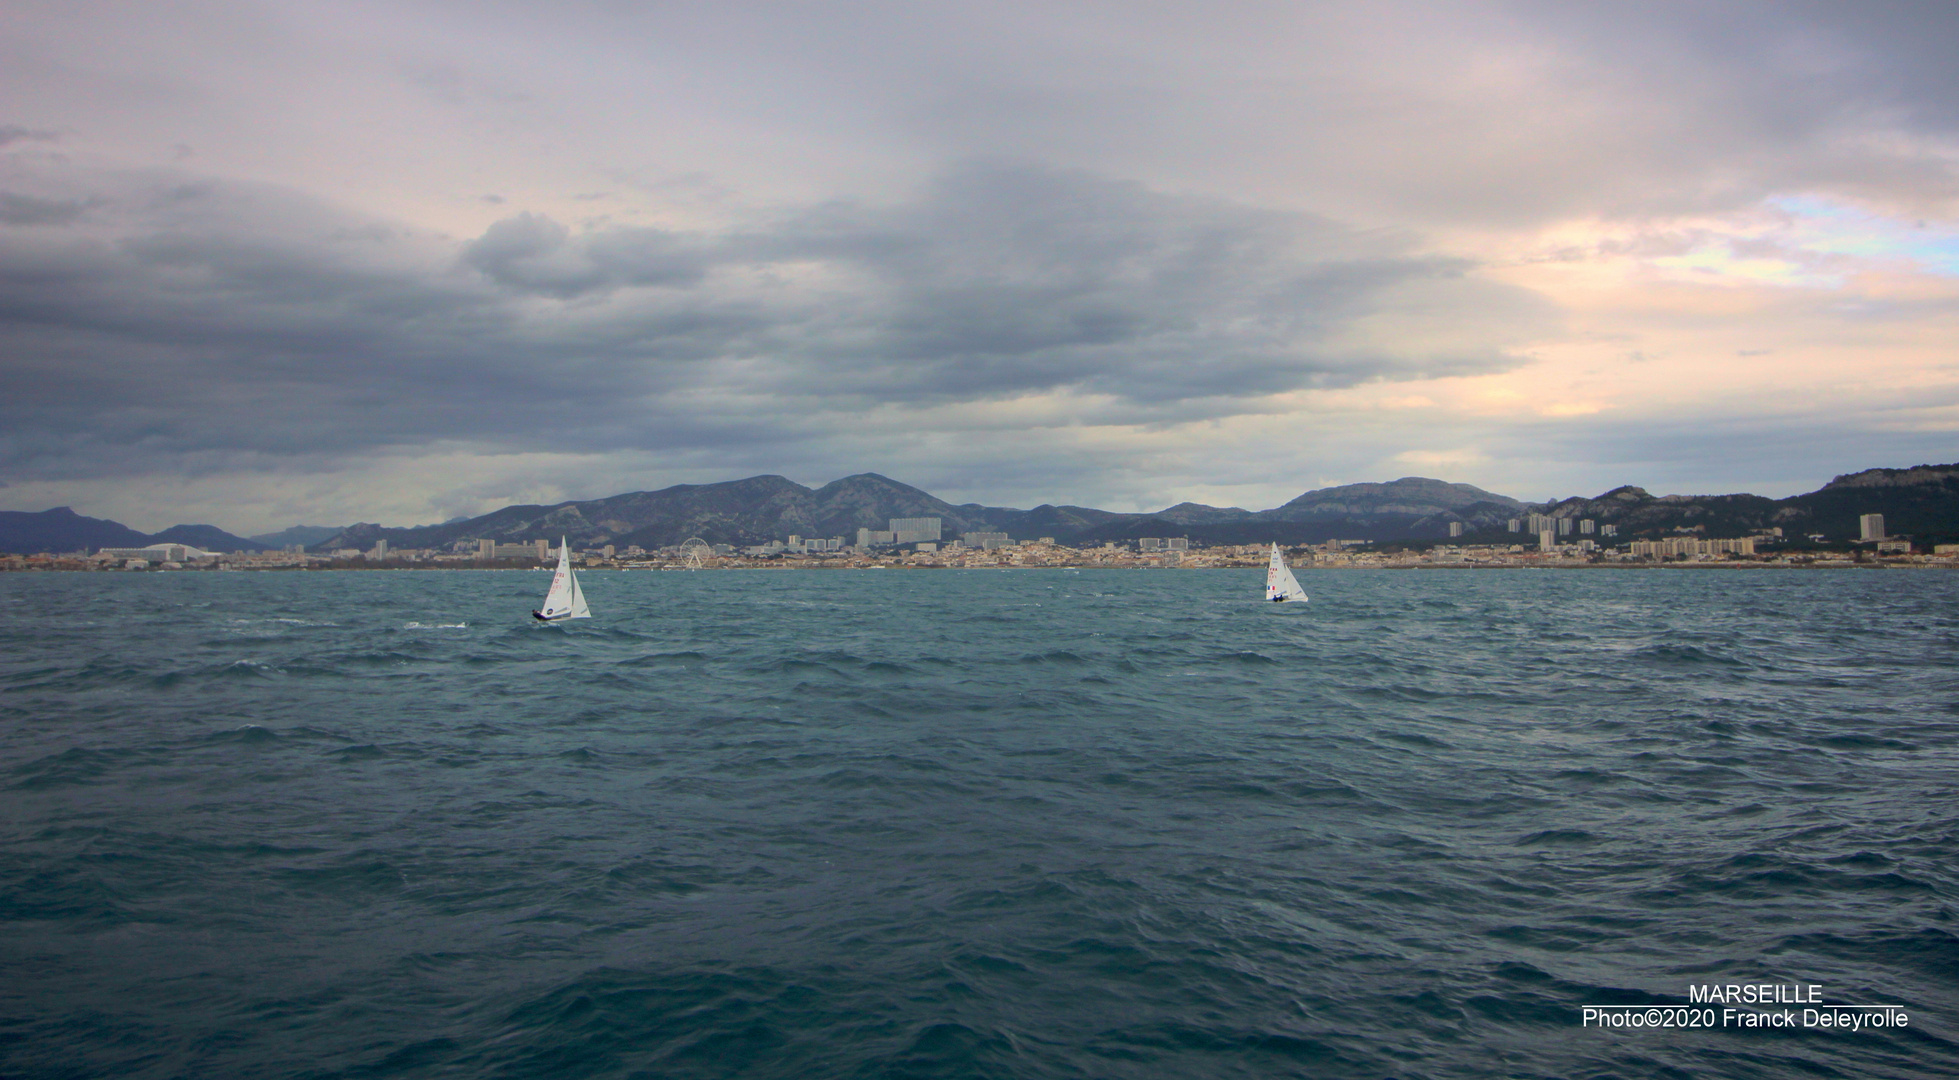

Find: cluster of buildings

[754,517,1054,556]
[9,510,1957,573]
[750,536,843,556]
[1488,513,1621,550]
[707,537,1247,570]
[735,518,1209,559]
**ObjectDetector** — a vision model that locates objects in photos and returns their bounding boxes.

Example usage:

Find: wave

[4,567,1956,1079]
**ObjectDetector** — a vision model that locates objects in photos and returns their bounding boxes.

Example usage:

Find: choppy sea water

[3,567,1958,1079]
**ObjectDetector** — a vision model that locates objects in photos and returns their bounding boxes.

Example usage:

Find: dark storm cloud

[462,162,1534,403]
[0,173,515,467]
[5,2,1959,524]
[0,158,1538,483]
[750,165,1504,403]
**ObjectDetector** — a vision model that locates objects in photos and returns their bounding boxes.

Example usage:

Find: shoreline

[1,561,1948,574]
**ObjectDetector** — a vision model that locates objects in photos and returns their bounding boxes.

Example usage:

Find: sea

[2,567,1957,1079]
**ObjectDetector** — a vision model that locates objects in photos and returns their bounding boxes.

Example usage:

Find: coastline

[3,560,1949,574]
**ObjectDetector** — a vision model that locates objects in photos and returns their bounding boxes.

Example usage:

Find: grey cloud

[0,193,93,226]
[462,212,711,297]
[464,162,1540,405]
[0,159,1543,487]
[0,126,59,147]
[888,2,1959,224]
[1443,1,1959,220]
[7,3,1959,526]
[441,2,1959,226]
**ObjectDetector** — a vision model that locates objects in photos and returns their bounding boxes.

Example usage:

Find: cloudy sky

[3,1,1957,532]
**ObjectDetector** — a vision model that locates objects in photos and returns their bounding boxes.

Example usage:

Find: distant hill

[247,525,344,549]
[1266,477,1523,517]
[14,464,1955,557]
[1500,465,1959,544]
[0,507,269,555]
[1051,478,1525,546]
[1251,477,1522,539]
[311,473,1538,551]
[321,474,1027,553]
[1788,465,1959,539]
[0,507,151,554]
[150,525,269,552]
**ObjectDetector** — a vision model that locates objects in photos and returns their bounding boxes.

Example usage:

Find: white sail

[1265,543,1308,603]
[535,537,591,621]
[567,560,590,619]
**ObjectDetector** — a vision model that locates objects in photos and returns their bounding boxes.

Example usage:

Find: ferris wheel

[679,538,712,570]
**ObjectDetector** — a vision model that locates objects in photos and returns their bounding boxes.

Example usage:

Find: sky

[2,0,1957,533]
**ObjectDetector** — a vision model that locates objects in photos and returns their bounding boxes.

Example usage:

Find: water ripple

[0,568,1955,1078]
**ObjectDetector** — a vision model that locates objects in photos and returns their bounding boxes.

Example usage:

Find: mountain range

[304,473,1528,554]
[0,507,271,556]
[307,464,1959,554]
[5,464,1957,556]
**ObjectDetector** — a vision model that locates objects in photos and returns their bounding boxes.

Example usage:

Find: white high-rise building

[1539,530,1556,553]
[889,517,942,543]
[1860,513,1886,541]
[1578,519,1595,535]
[1448,521,1464,537]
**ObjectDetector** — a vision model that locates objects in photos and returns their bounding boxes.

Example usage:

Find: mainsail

[535,537,592,621]
[1265,543,1308,603]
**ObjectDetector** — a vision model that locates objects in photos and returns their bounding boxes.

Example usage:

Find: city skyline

[4,3,1959,534]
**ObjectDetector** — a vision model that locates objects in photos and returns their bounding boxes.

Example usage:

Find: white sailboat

[1265,543,1308,603]
[532,537,591,622]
